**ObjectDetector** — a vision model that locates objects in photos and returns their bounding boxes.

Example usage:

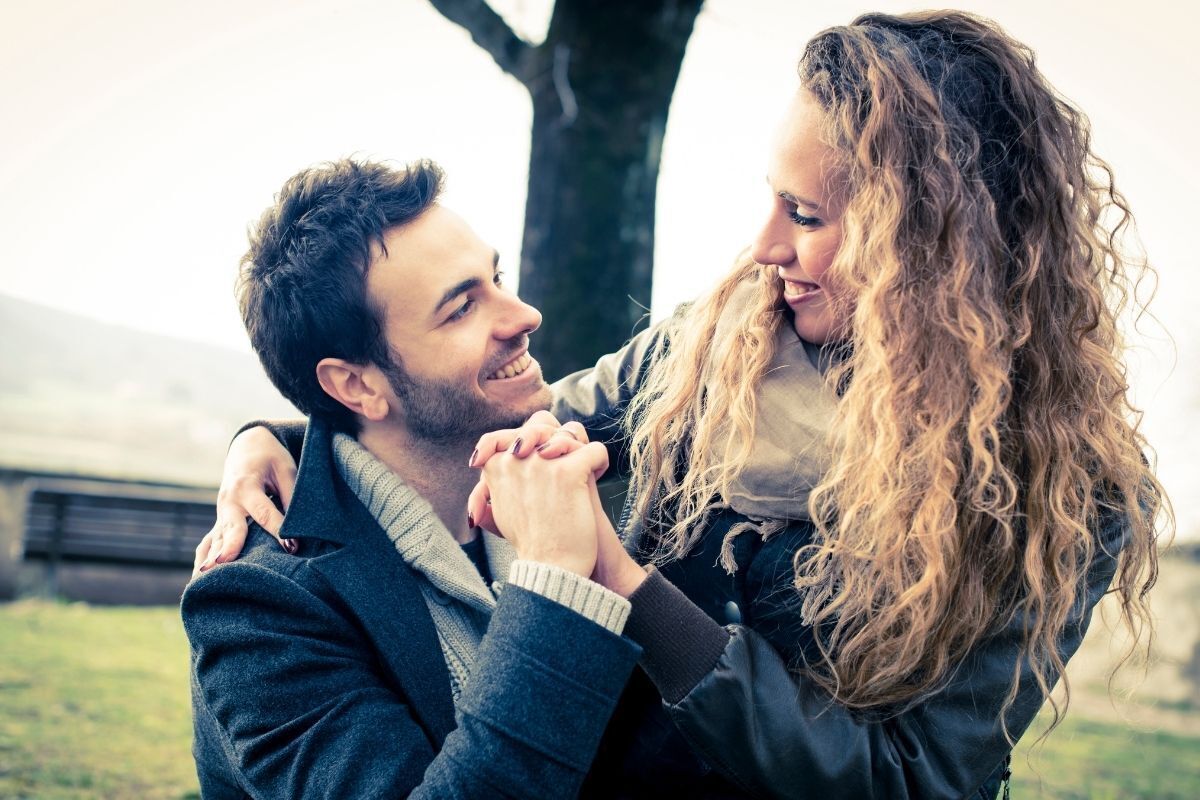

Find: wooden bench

[23,477,216,569]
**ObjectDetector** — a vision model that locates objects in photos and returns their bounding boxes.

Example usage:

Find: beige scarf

[710,281,838,522]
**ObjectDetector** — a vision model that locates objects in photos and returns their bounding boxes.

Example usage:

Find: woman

[202,11,1166,798]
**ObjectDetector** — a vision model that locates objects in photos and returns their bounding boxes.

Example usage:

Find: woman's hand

[470,412,645,592]
[194,426,299,575]
[469,416,611,577]
[468,411,597,469]
[467,412,604,533]
[591,515,648,598]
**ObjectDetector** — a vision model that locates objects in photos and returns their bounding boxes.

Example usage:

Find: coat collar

[276,416,457,745]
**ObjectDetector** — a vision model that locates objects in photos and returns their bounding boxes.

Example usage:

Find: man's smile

[486,352,535,381]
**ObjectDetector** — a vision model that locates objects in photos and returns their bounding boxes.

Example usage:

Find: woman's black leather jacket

[551,319,1125,799]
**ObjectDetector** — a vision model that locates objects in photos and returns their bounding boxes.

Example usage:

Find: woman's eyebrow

[765,175,822,212]
[778,189,822,213]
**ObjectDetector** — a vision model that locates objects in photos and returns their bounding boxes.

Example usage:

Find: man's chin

[496,383,553,428]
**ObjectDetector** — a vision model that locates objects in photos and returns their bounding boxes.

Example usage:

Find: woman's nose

[750,214,795,267]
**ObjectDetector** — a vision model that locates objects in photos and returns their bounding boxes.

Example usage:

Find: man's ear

[315,358,392,422]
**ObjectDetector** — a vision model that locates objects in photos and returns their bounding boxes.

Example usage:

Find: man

[183,158,640,799]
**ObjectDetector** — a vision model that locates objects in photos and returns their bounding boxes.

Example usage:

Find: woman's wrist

[596,552,649,598]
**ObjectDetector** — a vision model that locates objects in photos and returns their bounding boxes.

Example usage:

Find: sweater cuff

[507,560,631,635]
[624,567,732,703]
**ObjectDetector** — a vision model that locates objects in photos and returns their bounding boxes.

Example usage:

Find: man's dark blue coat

[182,416,640,799]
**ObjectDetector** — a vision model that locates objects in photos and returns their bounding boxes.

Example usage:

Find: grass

[1,599,1197,799]
[0,600,199,800]
[1012,716,1200,799]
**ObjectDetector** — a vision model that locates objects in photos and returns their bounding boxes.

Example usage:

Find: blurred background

[1,1,1196,797]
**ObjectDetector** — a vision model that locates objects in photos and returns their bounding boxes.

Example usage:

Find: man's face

[366,205,553,444]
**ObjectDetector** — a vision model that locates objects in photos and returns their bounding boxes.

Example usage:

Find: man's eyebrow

[434,277,481,315]
[432,252,501,316]
[766,175,822,212]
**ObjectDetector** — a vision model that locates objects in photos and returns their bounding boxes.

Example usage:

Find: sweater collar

[331,432,508,613]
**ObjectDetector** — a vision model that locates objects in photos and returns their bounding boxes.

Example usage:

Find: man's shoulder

[209,524,317,577]
[181,525,339,624]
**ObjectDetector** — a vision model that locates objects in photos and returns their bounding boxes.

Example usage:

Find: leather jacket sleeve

[624,512,1128,799]
[238,314,676,473]
[235,418,306,463]
[550,315,677,474]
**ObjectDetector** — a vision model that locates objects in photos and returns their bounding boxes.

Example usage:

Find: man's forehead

[365,205,494,324]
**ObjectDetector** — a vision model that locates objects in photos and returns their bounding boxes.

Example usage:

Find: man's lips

[485,351,534,381]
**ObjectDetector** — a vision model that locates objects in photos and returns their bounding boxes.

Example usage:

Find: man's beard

[381,359,532,446]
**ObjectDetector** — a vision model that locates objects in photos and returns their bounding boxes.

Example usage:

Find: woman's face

[751,90,850,345]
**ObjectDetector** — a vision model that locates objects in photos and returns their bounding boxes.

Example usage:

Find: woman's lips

[782,278,822,305]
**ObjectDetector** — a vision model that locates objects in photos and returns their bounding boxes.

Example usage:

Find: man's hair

[238,158,443,431]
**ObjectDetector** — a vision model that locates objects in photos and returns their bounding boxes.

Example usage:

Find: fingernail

[467,512,475,529]
[510,437,523,454]
[282,539,298,554]
[535,443,549,453]
[468,448,478,467]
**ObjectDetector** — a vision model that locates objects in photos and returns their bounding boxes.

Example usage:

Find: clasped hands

[467,411,647,597]
[194,413,648,598]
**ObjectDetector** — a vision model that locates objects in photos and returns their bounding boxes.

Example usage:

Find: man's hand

[194,426,299,575]
[468,413,611,577]
[467,412,605,534]
[468,411,597,468]
[468,412,644,593]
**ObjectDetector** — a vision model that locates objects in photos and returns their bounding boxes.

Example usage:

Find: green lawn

[0,601,198,800]
[1012,716,1199,799]
[1,600,1197,799]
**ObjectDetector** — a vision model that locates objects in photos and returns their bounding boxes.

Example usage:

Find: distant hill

[0,294,298,487]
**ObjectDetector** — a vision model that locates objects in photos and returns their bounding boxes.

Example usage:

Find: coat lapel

[279,417,457,746]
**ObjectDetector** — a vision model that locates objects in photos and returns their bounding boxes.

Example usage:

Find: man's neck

[356,423,479,544]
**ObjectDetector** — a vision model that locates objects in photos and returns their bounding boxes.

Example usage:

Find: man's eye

[449,299,474,321]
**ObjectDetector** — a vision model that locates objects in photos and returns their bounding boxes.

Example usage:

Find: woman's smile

[781,278,823,305]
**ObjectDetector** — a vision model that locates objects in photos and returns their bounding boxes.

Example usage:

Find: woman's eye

[493,269,505,286]
[789,210,822,228]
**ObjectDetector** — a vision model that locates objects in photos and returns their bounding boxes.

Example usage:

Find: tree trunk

[428,0,704,381]
[520,0,702,380]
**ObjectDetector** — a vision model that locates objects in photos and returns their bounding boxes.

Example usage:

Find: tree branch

[427,0,539,89]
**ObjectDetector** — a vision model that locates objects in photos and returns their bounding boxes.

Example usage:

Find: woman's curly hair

[626,10,1168,733]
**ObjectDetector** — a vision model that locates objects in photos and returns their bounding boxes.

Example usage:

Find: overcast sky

[2,0,1197,535]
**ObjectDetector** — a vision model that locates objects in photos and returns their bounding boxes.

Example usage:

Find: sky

[2,0,1197,535]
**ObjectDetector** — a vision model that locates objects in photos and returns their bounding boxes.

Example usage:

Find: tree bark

[430,0,704,380]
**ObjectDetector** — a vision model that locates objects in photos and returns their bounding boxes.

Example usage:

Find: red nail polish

[467,512,475,529]
[510,437,523,454]
[468,448,478,467]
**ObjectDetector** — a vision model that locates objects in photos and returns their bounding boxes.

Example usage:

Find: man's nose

[495,295,542,340]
